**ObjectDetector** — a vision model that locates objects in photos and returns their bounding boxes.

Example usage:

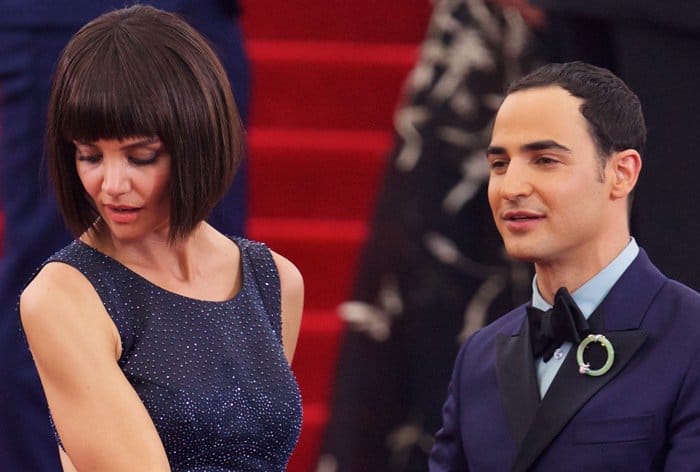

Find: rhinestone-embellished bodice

[45,237,302,470]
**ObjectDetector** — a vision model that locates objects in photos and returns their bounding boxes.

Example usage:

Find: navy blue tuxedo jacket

[430,249,700,471]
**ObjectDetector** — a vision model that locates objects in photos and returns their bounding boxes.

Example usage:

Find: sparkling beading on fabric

[46,237,302,471]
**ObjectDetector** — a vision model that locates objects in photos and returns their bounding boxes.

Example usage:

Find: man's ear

[608,149,642,200]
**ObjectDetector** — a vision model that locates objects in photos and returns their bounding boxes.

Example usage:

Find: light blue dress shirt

[531,238,640,397]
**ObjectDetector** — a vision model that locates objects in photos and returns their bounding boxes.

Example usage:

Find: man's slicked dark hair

[47,4,244,242]
[508,61,646,164]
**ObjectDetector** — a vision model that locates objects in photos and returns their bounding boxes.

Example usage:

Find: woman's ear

[608,149,642,200]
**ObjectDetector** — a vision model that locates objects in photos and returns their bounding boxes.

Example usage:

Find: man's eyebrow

[486,140,572,157]
[485,145,506,156]
[521,140,571,153]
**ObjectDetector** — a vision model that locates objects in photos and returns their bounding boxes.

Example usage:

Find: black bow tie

[527,287,590,362]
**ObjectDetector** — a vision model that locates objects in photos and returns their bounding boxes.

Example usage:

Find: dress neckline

[73,236,246,304]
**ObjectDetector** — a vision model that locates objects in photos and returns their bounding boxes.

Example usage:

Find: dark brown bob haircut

[47,4,244,242]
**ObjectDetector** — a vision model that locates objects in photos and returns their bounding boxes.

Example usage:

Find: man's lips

[502,210,545,221]
[500,210,545,232]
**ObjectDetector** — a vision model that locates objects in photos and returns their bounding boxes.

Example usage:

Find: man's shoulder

[617,247,699,307]
[629,263,700,339]
[636,247,700,309]
[656,277,700,310]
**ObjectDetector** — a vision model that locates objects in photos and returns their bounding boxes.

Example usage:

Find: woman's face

[74,137,172,242]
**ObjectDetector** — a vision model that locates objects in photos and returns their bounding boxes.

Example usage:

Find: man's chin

[502,243,541,263]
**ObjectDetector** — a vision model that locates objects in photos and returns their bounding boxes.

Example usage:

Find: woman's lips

[104,205,141,224]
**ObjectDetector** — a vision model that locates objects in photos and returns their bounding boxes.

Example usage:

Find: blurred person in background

[317,0,546,470]
[530,0,700,290]
[0,1,249,469]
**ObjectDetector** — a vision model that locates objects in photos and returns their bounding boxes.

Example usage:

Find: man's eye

[536,156,558,165]
[489,160,508,169]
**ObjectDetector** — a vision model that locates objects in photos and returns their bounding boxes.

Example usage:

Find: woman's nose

[101,160,130,196]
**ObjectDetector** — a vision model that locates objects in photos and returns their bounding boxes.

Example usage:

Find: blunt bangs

[48,5,243,241]
[56,38,161,145]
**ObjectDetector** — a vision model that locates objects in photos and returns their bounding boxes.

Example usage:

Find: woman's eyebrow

[73,139,95,146]
[120,137,161,150]
[72,137,161,149]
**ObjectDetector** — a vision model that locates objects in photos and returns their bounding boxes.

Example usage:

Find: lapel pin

[577,334,615,376]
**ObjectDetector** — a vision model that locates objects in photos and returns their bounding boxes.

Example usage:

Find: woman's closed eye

[75,151,162,166]
[76,153,101,164]
[128,152,161,166]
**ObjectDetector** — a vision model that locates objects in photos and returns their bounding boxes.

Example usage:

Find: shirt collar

[531,238,639,317]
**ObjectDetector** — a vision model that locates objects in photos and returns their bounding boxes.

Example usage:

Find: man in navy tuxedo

[0,1,248,469]
[429,62,700,470]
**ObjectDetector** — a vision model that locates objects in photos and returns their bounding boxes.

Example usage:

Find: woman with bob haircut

[20,5,303,471]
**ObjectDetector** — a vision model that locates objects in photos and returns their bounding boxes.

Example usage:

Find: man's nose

[499,162,532,200]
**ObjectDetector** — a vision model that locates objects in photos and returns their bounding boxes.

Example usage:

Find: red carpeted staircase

[241,1,431,470]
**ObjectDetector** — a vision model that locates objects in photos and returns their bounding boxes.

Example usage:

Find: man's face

[487,86,613,267]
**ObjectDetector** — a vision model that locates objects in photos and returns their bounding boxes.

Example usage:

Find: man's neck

[534,233,631,304]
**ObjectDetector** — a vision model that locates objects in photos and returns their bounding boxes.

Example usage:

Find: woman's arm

[21,262,171,472]
[271,252,304,363]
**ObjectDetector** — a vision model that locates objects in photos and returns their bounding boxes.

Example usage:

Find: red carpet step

[248,40,418,130]
[248,127,391,220]
[242,0,431,43]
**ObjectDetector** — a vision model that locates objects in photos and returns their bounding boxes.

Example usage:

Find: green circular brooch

[576,334,615,376]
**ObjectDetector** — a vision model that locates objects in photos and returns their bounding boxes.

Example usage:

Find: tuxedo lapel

[496,316,541,449]
[510,328,647,472]
[509,249,663,472]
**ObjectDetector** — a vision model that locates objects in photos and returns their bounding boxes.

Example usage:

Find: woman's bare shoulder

[270,251,303,295]
[20,261,117,360]
[21,262,97,322]
[269,251,304,362]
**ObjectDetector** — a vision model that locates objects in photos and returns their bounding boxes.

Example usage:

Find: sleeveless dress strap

[237,238,283,344]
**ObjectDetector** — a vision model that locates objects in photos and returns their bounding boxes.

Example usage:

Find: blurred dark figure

[317,1,545,470]
[531,0,700,290]
[0,1,249,469]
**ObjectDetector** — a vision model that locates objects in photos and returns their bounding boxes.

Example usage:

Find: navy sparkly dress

[44,237,302,471]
